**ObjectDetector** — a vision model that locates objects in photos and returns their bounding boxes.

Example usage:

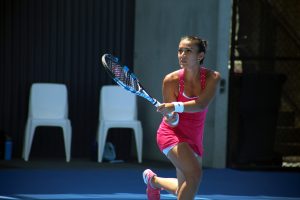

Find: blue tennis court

[1,159,300,200]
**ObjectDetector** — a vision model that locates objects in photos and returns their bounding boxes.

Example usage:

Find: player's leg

[167,142,203,200]
[143,144,178,195]
[152,176,178,195]
[144,142,202,198]
[143,168,178,195]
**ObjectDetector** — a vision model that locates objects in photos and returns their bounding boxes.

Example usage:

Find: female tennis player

[143,36,221,200]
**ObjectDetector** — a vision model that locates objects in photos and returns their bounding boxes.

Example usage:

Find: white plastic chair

[97,85,143,163]
[22,83,72,162]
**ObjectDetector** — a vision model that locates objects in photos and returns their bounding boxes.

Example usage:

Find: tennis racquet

[101,53,178,125]
[101,53,162,108]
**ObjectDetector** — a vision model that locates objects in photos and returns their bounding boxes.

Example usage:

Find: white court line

[0,196,20,200]
[6,193,299,200]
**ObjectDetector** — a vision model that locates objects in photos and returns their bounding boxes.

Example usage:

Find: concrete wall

[134,0,232,168]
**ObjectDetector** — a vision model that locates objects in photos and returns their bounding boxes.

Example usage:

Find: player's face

[178,39,202,68]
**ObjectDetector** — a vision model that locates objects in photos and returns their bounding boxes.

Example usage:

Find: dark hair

[180,36,208,53]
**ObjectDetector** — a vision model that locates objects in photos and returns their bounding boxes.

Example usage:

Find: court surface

[1,159,300,200]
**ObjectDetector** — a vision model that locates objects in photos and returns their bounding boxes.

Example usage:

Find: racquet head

[101,54,141,93]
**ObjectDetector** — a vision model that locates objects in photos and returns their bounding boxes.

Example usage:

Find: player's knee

[186,166,202,185]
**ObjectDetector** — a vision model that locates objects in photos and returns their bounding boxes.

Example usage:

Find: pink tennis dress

[156,68,208,157]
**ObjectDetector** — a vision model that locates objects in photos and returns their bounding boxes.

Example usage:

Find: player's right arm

[158,70,180,126]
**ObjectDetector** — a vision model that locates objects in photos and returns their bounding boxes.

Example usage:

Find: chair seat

[28,118,71,126]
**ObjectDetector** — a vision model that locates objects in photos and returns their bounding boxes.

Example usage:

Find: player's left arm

[184,70,221,112]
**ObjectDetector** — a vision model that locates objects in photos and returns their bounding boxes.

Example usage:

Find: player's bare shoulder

[163,70,180,85]
[206,68,221,84]
[162,70,180,98]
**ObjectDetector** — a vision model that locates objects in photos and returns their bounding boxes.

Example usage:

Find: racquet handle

[154,101,161,107]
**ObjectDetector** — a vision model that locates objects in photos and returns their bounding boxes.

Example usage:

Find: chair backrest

[100,85,137,121]
[29,83,68,119]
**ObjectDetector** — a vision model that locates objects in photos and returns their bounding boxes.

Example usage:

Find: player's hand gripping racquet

[101,54,178,125]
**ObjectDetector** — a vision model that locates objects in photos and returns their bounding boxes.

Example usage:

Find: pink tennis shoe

[143,169,160,200]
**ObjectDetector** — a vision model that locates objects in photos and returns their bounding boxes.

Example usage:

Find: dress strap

[200,67,207,90]
[179,69,184,94]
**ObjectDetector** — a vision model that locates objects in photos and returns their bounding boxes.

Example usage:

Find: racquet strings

[107,58,139,91]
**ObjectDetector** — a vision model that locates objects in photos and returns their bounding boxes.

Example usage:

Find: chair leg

[62,124,72,162]
[139,125,143,163]
[24,125,36,161]
[97,125,109,163]
[23,120,31,159]
[133,125,143,163]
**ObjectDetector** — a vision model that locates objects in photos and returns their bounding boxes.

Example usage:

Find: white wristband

[172,102,184,113]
